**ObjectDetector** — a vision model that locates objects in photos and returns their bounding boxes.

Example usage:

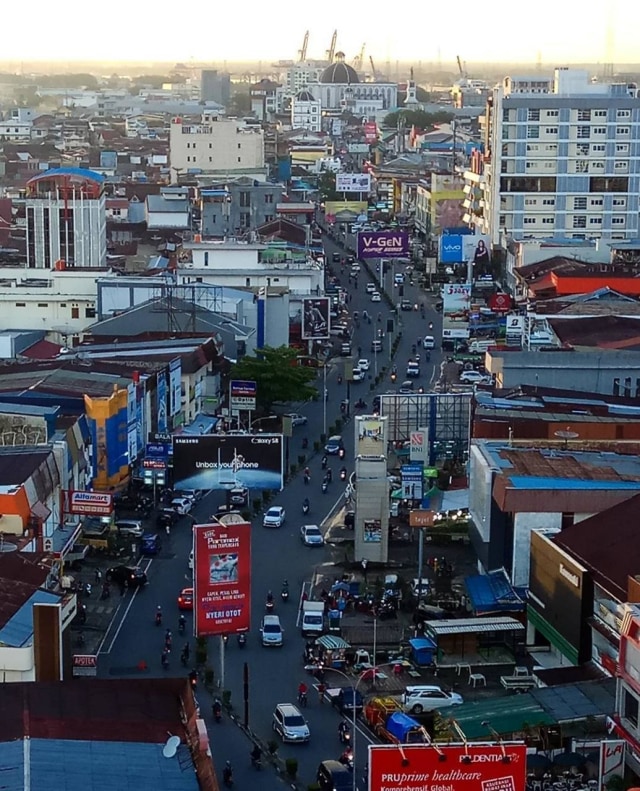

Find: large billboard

[358,231,409,259]
[336,173,371,193]
[442,283,471,340]
[440,233,491,264]
[173,434,284,491]
[229,380,257,411]
[193,521,251,637]
[369,743,527,791]
[302,297,330,340]
[157,372,168,434]
[169,358,182,417]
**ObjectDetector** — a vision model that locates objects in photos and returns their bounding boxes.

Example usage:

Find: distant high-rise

[200,69,231,106]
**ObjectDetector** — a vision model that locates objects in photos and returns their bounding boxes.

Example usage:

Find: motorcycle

[326,468,333,483]
[338,448,345,460]
[237,633,247,648]
[266,594,275,613]
[339,726,351,745]
[161,650,169,670]
[339,467,347,481]
[321,455,328,470]
[213,700,222,723]
[339,746,354,771]
[281,585,289,602]
[302,499,310,515]
[302,437,309,449]
[250,749,262,770]
[298,690,308,708]
[223,764,233,788]
[178,615,186,635]
[355,399,367,410]
[321,480,328,494]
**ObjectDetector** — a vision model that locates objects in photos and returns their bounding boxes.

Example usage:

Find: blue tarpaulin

[465,569,525,615]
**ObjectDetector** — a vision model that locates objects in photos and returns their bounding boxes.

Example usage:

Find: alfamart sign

[357,230,409,259]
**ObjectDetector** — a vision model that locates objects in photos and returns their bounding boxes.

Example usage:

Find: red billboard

[193,521,251,637]
[364,121,378,143]
[369,743,527,791]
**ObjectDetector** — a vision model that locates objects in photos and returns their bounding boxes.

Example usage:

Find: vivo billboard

[440,233,491,264]
[173,434,284,491]
[193,521,251,637]
[358,231,409,259]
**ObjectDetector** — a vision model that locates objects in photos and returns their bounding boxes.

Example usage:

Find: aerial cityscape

[2,17,640,791]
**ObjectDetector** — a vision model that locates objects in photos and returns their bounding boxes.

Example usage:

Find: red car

[177,587,193,611]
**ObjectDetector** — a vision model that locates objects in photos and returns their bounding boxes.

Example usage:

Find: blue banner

[157,372,168,433]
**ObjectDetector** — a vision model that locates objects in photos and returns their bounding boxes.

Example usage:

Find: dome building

[306,53,397,124]
[291,88,322,132]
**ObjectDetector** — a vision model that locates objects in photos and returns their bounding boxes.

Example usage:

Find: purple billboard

[357,230,409,259]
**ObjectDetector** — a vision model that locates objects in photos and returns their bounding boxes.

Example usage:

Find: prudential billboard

[357,231,409,259]
[173,434,284,491]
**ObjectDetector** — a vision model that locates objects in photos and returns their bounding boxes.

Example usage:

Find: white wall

[146,210,189,229]
[512,513,562,587]
[0,644,35,682]
[468,444,494,542]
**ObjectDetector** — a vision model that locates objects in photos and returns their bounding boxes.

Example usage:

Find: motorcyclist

[338,721,350,741]
[321,455,328,469]
[298,681,308,704]
[178,613,186,631]
[250,745,261,766]
[266,590,273,604]
[303,497,310,512]
[223,761,233,786]
[213,698,222,720]
[282,580,289,595]
[326,468,333,483]
[155,606,162,626]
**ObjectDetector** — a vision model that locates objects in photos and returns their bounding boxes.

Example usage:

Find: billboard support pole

[219,634,226,690]
[417,526,425,603]
[322,364,327,436]
[243,662,249,727]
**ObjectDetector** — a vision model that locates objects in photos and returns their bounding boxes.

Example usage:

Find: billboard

[157,372,168,434]
[442,283,471,340]
[68,491,113,516]
[325,201,368,220]
[358,231,409,259]
[193,521,251,637]
[336,173,371,193]
[363,121,377,142]
[302,297,330,340]
[440,233,491,264]
[169,358,182,417]
[348,143,370,154]
[369,743,527,791]
[229,380,257,411]
[401,462,424,500]
[173,434,284,491]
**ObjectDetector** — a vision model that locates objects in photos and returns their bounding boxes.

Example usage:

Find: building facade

[169,115,265,181]
[291,90,322,132]
[467,68,640,245]
[200,178,282,237]
[200,69,231,106]
[25,168,107,269]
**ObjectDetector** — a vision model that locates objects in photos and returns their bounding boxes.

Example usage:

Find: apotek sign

[193,521,251,637]
[68,491,113,516]
[357,231,409,259]
[369,743,527,791]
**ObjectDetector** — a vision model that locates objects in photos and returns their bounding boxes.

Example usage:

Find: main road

[97,232,443,789]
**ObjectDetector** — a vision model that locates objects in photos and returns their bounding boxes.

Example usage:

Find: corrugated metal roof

[530,680,615,723]
[425,617,524,636]
[317,635,350,650]
[0,589,60,647]
[437,696,554,739]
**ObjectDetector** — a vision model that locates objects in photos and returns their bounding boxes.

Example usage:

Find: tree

[227,91,251,116]
[317,171,340,202]
[382,109,454,130]
[230,346,318,412]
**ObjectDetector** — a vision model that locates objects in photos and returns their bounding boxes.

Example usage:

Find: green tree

[227,91,251,115]
[317,171,341,202]
[382,109,454,129]
[230,346,318,412]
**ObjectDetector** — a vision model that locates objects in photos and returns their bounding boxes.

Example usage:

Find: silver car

[272,703,310,743]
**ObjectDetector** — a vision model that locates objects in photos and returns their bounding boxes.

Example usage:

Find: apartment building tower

[464,68,640,245]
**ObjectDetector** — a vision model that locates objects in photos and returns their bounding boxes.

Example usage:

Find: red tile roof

[21,339,63,360]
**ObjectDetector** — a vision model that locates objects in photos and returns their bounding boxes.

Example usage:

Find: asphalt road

[96,231,444,789]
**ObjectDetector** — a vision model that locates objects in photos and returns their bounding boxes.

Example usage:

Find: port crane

[456,55,467,79]
[369,55,377,80]
[326,30,337,64]
[298,31,309,62]
[353,43,366,71]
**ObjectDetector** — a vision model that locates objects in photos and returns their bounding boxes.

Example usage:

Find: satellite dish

[162,735,181,758]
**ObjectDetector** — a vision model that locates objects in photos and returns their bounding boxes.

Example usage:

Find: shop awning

[181,414,219,435]
[465,569,525,615]
[317,635,350,650]
[425,617,525,637]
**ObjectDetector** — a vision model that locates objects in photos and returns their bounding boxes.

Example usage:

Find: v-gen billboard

[358,230,409,259]
[173,434,284,491]
[369,743,527,791]
[193,521,251,636]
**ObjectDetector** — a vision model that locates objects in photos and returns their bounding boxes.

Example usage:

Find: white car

[300,524,324,546]
[261,615,284,646]
[286,413,307,427]
[394,273,405,285]
[401,685,464,714]
[350,263,361,273]
[357,359,370,371]
[460,370,492,385]
[365,283,376,294]
[263,506,286,528]
[352,367,365,382]
[169,497,193,515]
[371,292,382,302]
[423,336,436,350]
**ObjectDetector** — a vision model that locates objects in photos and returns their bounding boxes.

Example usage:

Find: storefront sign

[72,654,98,677]
[229,380,257,411]
[409,510,434,528]
[69,491,113,516]
[560,563,580,588]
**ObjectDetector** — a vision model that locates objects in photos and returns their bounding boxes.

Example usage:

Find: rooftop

[549,315,640,350]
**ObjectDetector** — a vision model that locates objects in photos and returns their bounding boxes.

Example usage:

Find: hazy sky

[2,0,635,65]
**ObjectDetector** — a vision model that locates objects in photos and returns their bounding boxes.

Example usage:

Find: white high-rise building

[291,90,322,132]
[25,167,107,268]
[464,68,640,245]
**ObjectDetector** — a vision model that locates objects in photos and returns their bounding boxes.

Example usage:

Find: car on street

[401,299,413,311]
[300,524,324,546]
[352,367,365,382]
[106,565,147,589]
[272,703,310,743]
[115,519,144,538]
[263,506,286,528]
[370,291,381,302]
[176,489,202,503]
[228,486,249,506]
[357,358,370,371]
[346,255,356,265]
[214,504,241,518]
[332,686,364,714]
[169,497,193,515]
[324,435,344,455]
[332,252,341,262]
[411,578,430,599]
[286,413,307,427]
[317,761,352,791]
[261,614,284,646]
[394,273,405,285]
[349,262,360,272]
[460,370,492,385]
[177,587,194,610]
[406,361,420,378]
[401,685,463,714]
[423,335,436,349]
[371,339,382,353]
[365,282,376,294]
[399,380,414,393]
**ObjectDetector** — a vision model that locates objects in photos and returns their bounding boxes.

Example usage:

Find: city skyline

[2,0,634,66]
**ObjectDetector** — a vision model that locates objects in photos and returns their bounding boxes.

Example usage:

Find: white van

[469,339,494,354]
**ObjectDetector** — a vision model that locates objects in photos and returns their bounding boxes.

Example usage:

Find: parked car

[263,506,286,528]
[333,686,364,714]
[272,703,310,743]
[286,413,308,427]
[169,497,193,515]
[300,524,324,547]
[115,519,144,538]
[324,435,344,455]
[229,487,249,506]
[177,587,194,610]
[140,533,161,557]
[460,370,492,385]
[401,685,463,714]
[106,565,147,589]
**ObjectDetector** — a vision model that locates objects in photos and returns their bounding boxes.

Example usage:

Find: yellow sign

[325,201,368,217]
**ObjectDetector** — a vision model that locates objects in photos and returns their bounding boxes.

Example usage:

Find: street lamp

[250,415,278,432]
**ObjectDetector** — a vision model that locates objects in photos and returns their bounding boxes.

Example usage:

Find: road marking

[98,557,153,655]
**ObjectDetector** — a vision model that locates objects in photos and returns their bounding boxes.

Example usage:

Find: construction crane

[298,31,309,62]
[369,55,377,80]
[456,55,467,79]
[353,42,366,71]
[326,30,337,64]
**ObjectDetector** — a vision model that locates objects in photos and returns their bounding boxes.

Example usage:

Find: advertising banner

[443,283,472,340]
[363,121,378,142]
[348,143,370,154]
[440,233,491,265]
[126,383,137,460]
[173,434,284,491]
[72,654,98,678]
[302,297,330,340]
[169,358,182,417]
[401,463,424,500]
[599,740,625,791]
[369,743,527,791]
[157,372,168,434]
[336,173,372,193]
[325,201,368,220]
[409,429,428,463]
[363,518,382,543]
[229,380,257,411]
[193,521,251,637]
[68,491,114,516]
[358,231,409,259]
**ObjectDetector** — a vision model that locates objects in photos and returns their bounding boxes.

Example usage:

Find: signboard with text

[68,491,113,516]
[336,173,371,193]
[72,654,98,677]
[369,743,527,791]
[229,379,257,411]
[358,230,409,259]
[442,283,471,339]
[193,521,251,637]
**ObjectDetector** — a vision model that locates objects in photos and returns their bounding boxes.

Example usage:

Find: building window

[542,198,555,205]
[15,302,25,307]
[502,109,510,122]
[617,109,631,119]
[591,144,605,152]
[577,109,591,121]
[237,157,241,162]
[576,143,589,155]
[528,109,540,121]
[524,198,537,205]
[594,109,607,118]
[545,109,559,118]
[523,217,536,224]
[264,194,274,204]
[591,198,604,206]
[617,126,630,135]
[542,218,554,224]
[615,161,629,171]
[37,303,48,308]
[237,142,242,149]
[589,217,602,225]
[526,126,540,139]
[616,143,630,153]
[71,306,79,319]
[613,378,621,397]
[636,379,640,399]
[573,216,586,229]
[574,197,587,210]
[612,216,626,225]
[625,377,632,398]
[613,198,626,207]
[592,127,606,135]
[239,192,251,208]
[85,306,96,318]
[526,144,539,152]
[545,127,558,134]
[577,126,590,138]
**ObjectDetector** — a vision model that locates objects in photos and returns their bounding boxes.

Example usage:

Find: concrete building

[466,68,640,245]
[250,79,281,122]
[291,89,322,133]
[200,178,283,237]
[25,168,107,269]
[145,186,191,230]
[200,69,231,106]
[415,174,465,235]
[169,115,265,182]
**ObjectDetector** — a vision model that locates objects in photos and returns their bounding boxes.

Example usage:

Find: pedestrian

[361,558,369,583]
[318,681,326,704]
[94,569,102,584]
[357,346,362,357]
